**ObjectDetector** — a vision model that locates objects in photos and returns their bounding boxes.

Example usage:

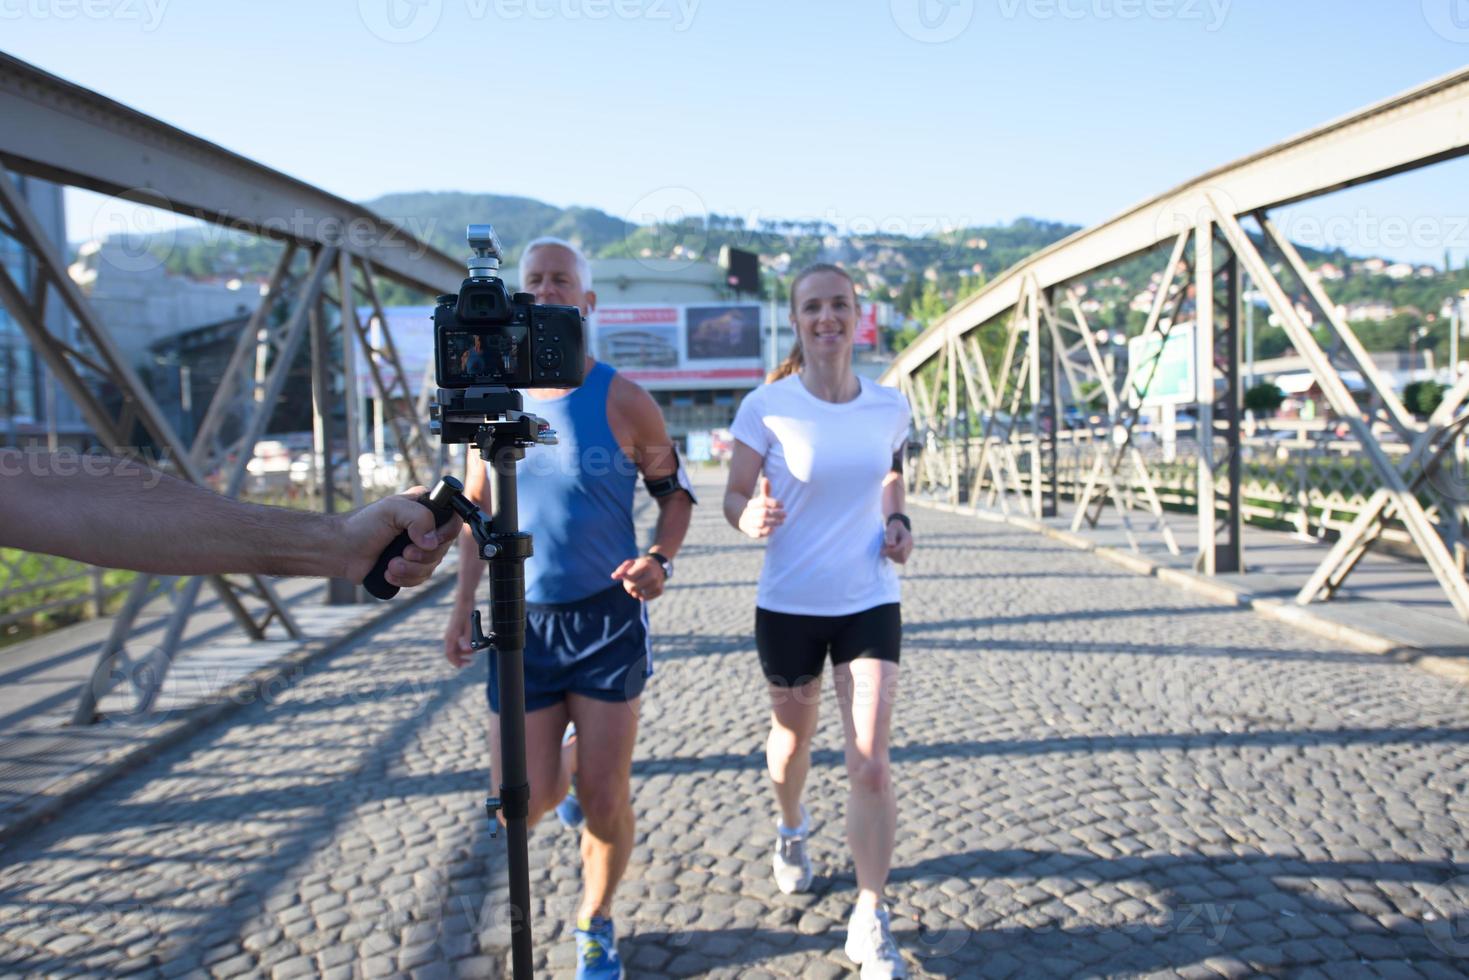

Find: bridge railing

[908,426,1456,557]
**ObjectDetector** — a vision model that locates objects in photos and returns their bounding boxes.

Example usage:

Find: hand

[881,518,914,565]
[611,555,666,601]
[738,477,785,539]
[443,599,476,668]
[341,488,464,588]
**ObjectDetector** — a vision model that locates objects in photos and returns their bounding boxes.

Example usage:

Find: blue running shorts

[486,584,653,713]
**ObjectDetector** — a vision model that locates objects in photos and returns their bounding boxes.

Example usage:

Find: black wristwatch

[647,551,673,581]
[886,513,912,532]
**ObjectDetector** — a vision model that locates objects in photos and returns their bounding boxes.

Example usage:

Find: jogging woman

[723,263,913,979]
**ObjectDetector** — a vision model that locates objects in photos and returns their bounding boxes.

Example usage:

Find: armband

[644,447,698,504]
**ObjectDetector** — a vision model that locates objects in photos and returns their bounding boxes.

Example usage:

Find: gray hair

[520,236,593,291]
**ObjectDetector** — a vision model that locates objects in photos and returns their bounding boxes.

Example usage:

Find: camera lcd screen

[439,327,529,386]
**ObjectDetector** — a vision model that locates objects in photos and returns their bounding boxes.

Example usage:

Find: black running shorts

[754,603,901,687]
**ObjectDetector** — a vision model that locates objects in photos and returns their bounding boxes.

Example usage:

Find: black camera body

[433,281,584,389]
[430,224,586,447]
[432,225,586,390]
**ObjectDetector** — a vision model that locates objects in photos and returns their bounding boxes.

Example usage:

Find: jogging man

[444,237,694,979]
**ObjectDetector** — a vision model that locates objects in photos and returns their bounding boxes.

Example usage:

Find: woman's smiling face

[792,269,857,360]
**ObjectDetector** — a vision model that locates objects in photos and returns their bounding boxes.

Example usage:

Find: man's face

[521,244,595,315]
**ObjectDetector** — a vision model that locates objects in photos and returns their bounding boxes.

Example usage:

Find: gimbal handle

[364,476,482,600]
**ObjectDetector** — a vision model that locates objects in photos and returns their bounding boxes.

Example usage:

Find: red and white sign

[856,303,879,351]
[597,307,680,326]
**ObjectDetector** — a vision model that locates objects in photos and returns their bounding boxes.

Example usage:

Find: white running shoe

[772,806,813,895]
[844,903,907,979]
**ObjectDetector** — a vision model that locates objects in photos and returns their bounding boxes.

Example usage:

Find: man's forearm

[1,453,346,577]
[453,530,487,605]
[649,495,693,559]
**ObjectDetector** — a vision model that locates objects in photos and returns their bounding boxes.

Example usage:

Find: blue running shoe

[556,779,585,832]
[574,915,623,979]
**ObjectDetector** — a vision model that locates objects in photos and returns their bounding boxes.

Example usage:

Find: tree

[1404,380,1446,418]
[1243,381,1285,416]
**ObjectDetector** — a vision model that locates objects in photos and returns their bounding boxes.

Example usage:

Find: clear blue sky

[5,1,1468,264]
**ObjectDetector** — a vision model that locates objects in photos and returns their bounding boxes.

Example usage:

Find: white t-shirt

[730,374,912,616]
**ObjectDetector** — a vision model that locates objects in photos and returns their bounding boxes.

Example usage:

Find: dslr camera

[433,224,585,390]
[431,224,587,444]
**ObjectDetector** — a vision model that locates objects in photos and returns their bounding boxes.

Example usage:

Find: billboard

[355,306,435,396]
[597,306,681,369]
[362,302,767,395]
[598,302,765,388]
[1125,322,1196,407]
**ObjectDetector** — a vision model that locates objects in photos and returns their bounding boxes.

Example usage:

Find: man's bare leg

[488,701,571,827]
[566,693,640,921]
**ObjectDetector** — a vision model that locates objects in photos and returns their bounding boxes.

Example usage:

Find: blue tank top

[507,361,639,604]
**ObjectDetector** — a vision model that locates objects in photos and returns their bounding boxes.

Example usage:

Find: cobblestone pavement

[3,472,1469,978]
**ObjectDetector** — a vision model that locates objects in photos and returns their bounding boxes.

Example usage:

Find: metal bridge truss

[884,66,1469,621]
[0,54,462,721]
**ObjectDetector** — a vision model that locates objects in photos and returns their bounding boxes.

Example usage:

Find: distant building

[70,239,257,368]
[1342,301,1397,323]
[1,175,90,447]
[146,312,315,447]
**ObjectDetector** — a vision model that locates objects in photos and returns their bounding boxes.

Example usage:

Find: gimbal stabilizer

[365,388,555,980]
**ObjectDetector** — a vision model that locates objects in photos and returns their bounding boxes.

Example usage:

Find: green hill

[135,191,1469,362]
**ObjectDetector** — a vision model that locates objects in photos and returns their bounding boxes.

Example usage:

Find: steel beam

[1213,204,1469,621]
[1195,220,1217,575]
[884,66,1469,384]
[0,53,461,296]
